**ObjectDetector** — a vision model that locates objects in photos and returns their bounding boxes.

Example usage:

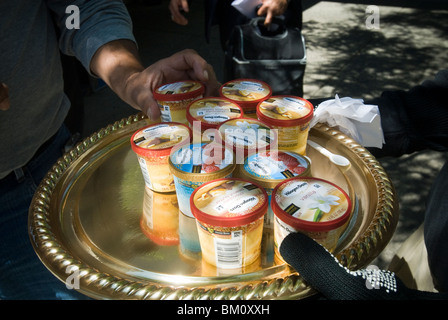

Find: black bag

[224,17,306,96]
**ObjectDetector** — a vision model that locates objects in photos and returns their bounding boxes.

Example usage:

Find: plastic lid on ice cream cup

[153,81,205,102]
[219,79,272,110]
[186,97,244,130]
[131,122,192,158]
[239,150,311,189]
[271,177,352,232]
[169,142,236,182]
[257,95,314,127]
[214,117,277,156]
[190,178,268,228]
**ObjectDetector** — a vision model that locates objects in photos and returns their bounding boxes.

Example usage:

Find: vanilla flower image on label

[308,194,341,222]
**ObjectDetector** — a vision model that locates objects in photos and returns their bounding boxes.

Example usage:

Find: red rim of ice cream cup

[190,177,269,228]
[271,176,352,232]
[130,122,192,158]
[153,81,205,102]
[186,97,244,131]
[256,95,314,127]
[219,78,272,108]
[214,117,277,155]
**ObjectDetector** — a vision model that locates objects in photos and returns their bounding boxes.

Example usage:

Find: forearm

[89,44,221,120]
[89,39,145,110]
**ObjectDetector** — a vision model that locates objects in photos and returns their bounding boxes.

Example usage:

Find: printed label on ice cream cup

[272,177,351,254]
[216,118,277,163]
[257,96,313,155]
[239,151,311,226]
[187,97,243,129]
[220,79,272,117]
[243,151,311,181]
[169,142,235,217]
[131,122,191,192]
[154,81,205,124]
[220,79,271,103]
[191,178,268,268]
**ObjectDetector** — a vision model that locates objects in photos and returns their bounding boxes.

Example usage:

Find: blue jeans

[0,125,90,300]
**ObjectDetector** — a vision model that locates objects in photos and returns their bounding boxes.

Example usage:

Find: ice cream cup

[153,80,205,124]
[220,79,272,118]
[238,150,311,227]
[191,178,268,269]
[271,177,352,263]
[130,122,191,192]
[215,117,278,165]
[169,141,236,217]
[140,187,179,246]
[257,96,313,155]
[186,97,244,143]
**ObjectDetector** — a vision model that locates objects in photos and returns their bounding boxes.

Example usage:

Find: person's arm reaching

[89,40,220,120]
[48,0,220,120]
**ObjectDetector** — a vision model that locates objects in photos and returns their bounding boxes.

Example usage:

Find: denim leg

[0,126,90,300]
[424,160,448,293]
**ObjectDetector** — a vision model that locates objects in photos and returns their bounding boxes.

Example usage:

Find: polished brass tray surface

[29,113,398,300]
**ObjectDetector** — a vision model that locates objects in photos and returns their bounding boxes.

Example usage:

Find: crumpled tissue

[310,95,385,148]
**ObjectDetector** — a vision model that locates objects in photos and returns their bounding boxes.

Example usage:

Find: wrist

[90,39,144,93]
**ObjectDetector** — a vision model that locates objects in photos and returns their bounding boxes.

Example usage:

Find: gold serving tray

[29,113,398,300]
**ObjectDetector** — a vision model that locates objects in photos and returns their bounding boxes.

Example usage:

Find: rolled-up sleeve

[46,0,136,73]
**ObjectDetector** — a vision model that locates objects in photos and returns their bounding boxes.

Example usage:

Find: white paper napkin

[310,95,385,148]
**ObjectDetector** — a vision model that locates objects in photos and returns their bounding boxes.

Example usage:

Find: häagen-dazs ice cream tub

[271,177,352,262]
[215,117,277,165]
[153,81,205,124]
[191,178,268,269]
[220,79,272,118]
[239,150,311,226]
[131,122,191,192]
[186,97,243,143]
[169,142,236,217]
[257,96,313,155]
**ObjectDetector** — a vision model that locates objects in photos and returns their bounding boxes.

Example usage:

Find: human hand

[91,39,220,121]
[0,82,10,111]
[169,0,190,26]
[257,0,289,25]
[117,49,220,120]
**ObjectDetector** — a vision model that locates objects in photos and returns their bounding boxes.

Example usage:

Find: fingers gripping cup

[191,178,268,269]
[131,122,192,193]
[153,81,205,124]
[220,79,272,118]
[257,96,313,155]
[271,177,352,262]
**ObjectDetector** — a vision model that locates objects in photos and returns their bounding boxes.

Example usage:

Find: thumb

[141,98,161,121]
